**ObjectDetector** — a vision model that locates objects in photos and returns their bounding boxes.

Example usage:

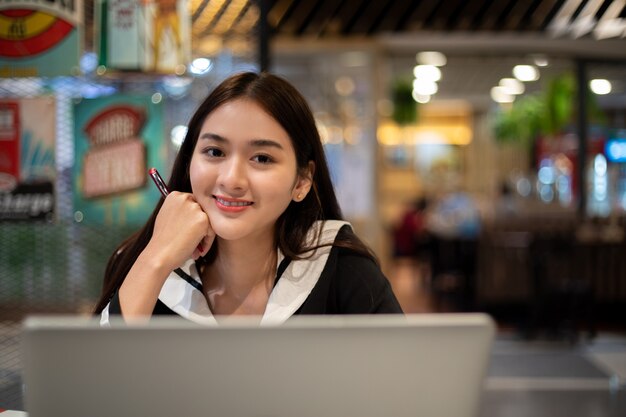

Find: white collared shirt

[101,220,349,326]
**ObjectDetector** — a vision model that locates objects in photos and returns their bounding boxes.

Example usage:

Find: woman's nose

[218,157,248,192]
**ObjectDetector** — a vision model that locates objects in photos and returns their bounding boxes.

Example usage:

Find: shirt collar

[157,220,349,325]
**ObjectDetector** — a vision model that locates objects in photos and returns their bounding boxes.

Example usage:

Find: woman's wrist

[118,250,173,318]
[140,241,180,274]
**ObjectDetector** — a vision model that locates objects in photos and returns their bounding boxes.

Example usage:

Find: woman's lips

[213,195,253,212]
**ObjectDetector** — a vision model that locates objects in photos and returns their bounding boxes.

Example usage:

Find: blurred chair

[527,232,595,342]
[429,235,478,312]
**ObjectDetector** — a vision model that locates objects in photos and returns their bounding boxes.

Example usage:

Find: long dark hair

[94,72,374,314]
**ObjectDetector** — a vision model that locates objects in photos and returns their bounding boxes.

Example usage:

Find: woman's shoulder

[330,226,403,314]
[333,224,377,263]
[296,222,403,314]
[313,220,383,285]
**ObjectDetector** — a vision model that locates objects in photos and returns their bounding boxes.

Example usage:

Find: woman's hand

[147,191,215,270]
[118,192,213,319]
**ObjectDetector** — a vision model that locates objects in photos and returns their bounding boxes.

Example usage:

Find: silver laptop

[22,314,494,417]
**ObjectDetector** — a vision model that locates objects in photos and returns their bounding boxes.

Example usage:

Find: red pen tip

[149,167,156,175]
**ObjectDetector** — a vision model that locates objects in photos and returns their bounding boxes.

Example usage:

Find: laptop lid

[22,314,494,417]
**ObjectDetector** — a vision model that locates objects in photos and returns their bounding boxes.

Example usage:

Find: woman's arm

[118,191,214,319]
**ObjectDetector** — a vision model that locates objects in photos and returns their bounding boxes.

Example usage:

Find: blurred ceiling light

[533,56,549,67]
[189,58,213,75]
[163,75,193,88]
[499,78,525,95]
[377,122,401,146]
[513,65,539,82]
[335,76,355,96]
[594,153,608,175]
[490,86,515,103]
[416,51,447,66]
[162,75,193,98]
[590,79,612,95]
[175,64,186,75]
[516,177,532,197]
[378,122,472,146]
[414,124,472,145]
[412,79,438,95]
[411,91,431,103]
[79,52,98,74]
[171,125,188,148]
[413,65,441,81]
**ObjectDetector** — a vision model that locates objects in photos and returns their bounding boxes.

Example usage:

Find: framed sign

[0,97,56,221]
[73,95,166,225]
[0,0,82,77]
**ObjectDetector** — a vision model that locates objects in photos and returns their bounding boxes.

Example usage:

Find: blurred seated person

[426,192,481,240]
[494,181,519,223]
[392,197,431,259]
[424,192,481,305]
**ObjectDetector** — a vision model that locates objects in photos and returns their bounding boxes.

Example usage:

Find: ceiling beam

[374,0,416,33]
[351,0,394,34]
[302,0,345,37]
[379,32,626,60]
[455,0,491,31]
[273,32,626,61]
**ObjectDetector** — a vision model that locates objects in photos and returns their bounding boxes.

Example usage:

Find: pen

[149,167,204,253]
[149,167,169,197]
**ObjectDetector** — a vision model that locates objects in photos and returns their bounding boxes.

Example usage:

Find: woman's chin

[213,230,241,241]
[211,224,250,242]
[212,223,273,243]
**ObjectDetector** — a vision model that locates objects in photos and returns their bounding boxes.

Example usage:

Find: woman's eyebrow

[199,133,284,150]
[250,139,284,150]
[199,132,227,142]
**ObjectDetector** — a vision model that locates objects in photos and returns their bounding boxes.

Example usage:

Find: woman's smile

[213,195,254,212]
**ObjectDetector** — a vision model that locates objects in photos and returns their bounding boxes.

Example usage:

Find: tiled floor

[481,334,626,416]
[0,260,624,415]
[387,259,626,417]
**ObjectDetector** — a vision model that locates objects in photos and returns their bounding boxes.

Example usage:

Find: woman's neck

[202,233,277,315]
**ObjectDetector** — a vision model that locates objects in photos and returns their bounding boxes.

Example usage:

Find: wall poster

[96,0,191,73]
[0,0,83,77]
[0,97,56,221]
[73,95,166,225]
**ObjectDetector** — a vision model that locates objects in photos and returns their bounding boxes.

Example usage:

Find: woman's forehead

[198,99,294,150]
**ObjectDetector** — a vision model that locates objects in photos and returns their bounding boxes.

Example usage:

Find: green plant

[494,72,606,148]
[391,79,417,125]
[542,73,575,136]
[494,94,544,149]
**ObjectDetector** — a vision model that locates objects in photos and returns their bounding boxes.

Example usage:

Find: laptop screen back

[22,314,494,417]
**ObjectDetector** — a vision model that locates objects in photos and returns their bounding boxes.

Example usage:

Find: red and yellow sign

[0,9,74,58]
[0,0,82,77]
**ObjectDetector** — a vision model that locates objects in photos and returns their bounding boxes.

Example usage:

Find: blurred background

[1,0,626,414]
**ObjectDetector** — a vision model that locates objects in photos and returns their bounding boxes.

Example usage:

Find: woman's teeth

[216,198,252,207]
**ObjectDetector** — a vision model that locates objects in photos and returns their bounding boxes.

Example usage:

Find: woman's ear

[293,161,315,202]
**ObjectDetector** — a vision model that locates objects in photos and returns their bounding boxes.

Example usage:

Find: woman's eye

[204,148,224,158]
[252,154,274,164]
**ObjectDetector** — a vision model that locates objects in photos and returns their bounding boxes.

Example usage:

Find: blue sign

[606,139,626,163]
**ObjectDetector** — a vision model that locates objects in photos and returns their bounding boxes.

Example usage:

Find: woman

[95,72,402,324]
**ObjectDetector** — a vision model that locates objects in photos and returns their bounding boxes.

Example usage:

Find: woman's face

[189,99,311,242]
